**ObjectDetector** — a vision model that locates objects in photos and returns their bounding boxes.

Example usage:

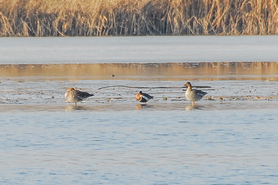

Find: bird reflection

[185,104,203,111]
[65,105,91,112]
[136,104,153,110]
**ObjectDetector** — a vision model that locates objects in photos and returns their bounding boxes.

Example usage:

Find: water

[1,62,278,81]
[1,36,278,64]
[1,104,278,184]
[1,36,278,184]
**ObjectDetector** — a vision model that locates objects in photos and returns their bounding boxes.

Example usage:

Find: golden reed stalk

[0,0,277,36]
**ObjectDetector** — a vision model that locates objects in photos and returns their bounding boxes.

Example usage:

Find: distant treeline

[0,0,277,36]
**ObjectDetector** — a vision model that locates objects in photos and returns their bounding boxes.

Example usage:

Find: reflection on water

[1,101,278,112]
[1,62,278,81]
[185,104,203,111]
[135,104,154,110]
[65,105,92,112]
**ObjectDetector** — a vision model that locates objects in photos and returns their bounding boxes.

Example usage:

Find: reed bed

[0,0,278,36]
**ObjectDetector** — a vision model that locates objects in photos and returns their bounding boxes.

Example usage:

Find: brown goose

[184,82,207,105]
[65,88,94,106]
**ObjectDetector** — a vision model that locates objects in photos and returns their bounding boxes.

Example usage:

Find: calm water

[0,36,278,64]
[1,36,278,184]
[0,103,278,184]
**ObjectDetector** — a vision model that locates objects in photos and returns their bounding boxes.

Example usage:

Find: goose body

[136,91,153,103]
[184,82,207,105]
[65,88,94,106]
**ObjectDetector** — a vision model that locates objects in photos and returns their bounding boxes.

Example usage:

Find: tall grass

[0,0,277,36]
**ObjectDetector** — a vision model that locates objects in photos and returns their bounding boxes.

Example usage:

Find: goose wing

[194,89,207,97]
[75,90,94,101]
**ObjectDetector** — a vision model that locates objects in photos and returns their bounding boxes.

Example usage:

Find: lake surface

[1,103,278,184]
[1,35,278,64]
[0,36,278,184]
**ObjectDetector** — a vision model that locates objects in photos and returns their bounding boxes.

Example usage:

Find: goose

[65,88,94,106]
[184,82,207,105]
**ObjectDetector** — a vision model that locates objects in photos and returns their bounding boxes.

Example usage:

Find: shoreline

[0,79,277,107]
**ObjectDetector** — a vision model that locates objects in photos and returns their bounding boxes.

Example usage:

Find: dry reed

[0,0,278,36]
